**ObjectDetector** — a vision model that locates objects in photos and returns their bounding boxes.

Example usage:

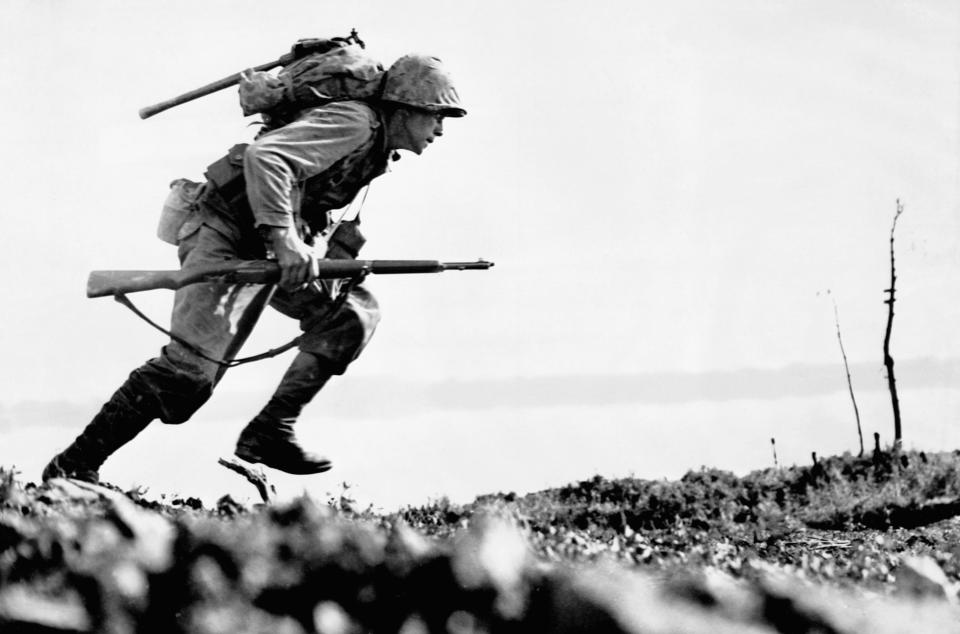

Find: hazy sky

[1,1,959,500]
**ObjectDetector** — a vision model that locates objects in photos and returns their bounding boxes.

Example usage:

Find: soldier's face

[394,109,444,155]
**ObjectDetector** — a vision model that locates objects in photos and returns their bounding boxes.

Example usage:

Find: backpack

[238,36,385,126]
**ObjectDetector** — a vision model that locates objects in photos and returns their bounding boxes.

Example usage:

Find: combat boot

[234,352,333,474]
[235,416,332,474]
[42,371,159,483]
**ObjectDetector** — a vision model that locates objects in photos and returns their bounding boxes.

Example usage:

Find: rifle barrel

[440,260,494,271]
[87,259,494,298]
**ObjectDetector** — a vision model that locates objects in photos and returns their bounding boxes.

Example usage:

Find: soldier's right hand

[269,227,320,290]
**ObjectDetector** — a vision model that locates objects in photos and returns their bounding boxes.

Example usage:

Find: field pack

[238,37,385,124]
[155,34,386,246]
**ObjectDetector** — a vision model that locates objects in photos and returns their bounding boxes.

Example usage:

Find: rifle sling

[111,274,364,367]
[112,293,299,367]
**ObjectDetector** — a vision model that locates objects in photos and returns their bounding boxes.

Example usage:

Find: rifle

[87,259,494,298]
[138,32,365,120]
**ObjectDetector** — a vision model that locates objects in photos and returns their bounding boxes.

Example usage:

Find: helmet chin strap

[324,104,401,242]
[383,107,413,154]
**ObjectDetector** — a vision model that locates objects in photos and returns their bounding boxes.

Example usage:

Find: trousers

[134,208,380,425]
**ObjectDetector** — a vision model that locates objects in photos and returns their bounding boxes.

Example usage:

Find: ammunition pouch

[204,143,250,209]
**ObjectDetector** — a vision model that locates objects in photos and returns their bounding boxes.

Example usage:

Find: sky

[1,1,958,506]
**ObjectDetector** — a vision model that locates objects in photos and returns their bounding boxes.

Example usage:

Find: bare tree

[829,291,863,456]
[883,200,904,449]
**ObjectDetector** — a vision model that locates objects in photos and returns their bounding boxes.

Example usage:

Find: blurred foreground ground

[4,450,960,632]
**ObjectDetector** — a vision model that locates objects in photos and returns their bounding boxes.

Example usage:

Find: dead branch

[829,292,863,456]
[217,458,275,504]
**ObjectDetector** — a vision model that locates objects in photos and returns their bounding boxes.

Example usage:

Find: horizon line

[4,356,958,427]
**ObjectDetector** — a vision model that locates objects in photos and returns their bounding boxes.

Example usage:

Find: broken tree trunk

[883,200,904,449]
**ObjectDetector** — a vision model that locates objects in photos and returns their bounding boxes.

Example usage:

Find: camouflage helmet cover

[381,54,466,117]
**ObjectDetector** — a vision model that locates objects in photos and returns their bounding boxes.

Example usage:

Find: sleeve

[243,102,375,229]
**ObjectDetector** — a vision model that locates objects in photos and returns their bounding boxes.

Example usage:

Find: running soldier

[42,51,466,482]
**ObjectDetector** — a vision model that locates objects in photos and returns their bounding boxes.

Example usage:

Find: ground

[3,447,960,632]
[393,448,960,592]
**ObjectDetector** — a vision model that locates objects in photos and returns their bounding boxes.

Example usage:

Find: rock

[106,495,176,573]
[0,584,92,633]
[451,516,532,619]
[529,565,772,633]
[314,601,362,634]
[184,602,307,634]
[45,479,104,503]
[385,521,438,577]
[445,609,483,633]
[111,559,150,608]
[397,614,430,634]
[757,571,860,633]
[895,555,955,601]
[269,495,332,527]
[758,566,960,633]
[172,496,204,510]
[189,554,235,603]
[665,566,761,622]
[216,495,246,516]
[0,514,31,553]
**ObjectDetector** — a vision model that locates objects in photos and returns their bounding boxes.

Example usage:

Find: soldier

[42,53,466,482]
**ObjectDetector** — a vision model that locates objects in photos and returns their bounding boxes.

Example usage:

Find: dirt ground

[3,449,960,632]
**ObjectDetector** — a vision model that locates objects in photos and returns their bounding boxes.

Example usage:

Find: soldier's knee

[296,334,364,375]
[347,286,381,335]
[293,286,381,374]
[157,374,214,425]
[138,355,216,425]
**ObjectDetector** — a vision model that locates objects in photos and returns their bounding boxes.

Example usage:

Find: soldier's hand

[269,227,319,290]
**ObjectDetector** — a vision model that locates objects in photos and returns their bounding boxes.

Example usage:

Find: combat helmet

[381,54,466,117]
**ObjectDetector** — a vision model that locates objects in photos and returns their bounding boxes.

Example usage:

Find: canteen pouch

[324,220,366,259]
[157,178,204,245]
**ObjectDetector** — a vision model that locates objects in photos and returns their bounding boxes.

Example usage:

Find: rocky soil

[4,448,960,632]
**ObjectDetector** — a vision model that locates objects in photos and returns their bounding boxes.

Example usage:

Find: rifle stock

[87,259,493,298]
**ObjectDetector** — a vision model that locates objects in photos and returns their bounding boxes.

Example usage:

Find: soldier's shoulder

[308,100,380,127]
